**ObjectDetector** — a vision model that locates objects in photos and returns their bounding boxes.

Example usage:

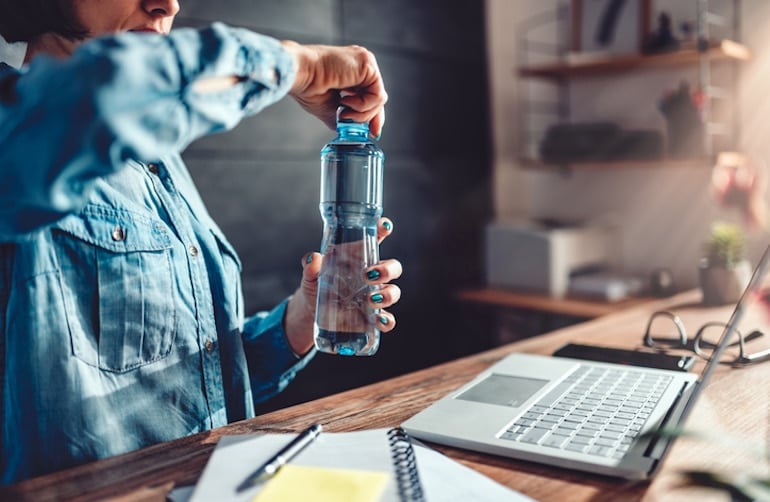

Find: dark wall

[176,1,492,412]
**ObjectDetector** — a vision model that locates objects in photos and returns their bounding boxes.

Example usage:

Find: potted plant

[698,222,752,306]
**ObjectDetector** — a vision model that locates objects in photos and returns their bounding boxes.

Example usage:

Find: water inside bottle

[314,329,378,356]
[313,219,380,356]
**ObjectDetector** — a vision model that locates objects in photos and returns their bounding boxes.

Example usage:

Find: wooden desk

[3,289,768,502]
[455,287,658,348]
[456,287,655,319]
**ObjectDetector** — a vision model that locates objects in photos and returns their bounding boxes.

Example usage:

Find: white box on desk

[485,220,611,297]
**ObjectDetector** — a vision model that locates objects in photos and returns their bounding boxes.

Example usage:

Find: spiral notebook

[187,427,532,502]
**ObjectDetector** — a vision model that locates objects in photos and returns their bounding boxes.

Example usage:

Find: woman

[0,0,402,483]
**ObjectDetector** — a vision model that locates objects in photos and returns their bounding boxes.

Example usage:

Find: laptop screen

[677,243,770,426]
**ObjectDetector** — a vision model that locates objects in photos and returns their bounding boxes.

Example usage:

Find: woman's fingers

[365,258,402,284]
[377,217,393,243]
[369,283,401,308]
[284,42,387,137]
[376,310,396,332]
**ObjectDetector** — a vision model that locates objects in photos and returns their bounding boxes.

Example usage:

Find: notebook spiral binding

[387,427,426,502]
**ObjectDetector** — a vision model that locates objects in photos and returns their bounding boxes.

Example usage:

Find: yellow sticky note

[252,464,389,502]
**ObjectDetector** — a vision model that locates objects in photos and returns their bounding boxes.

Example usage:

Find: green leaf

[704,222,746,267]
[681,471,770,502]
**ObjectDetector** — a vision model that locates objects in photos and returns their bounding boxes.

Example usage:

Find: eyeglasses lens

[646,312,686,348]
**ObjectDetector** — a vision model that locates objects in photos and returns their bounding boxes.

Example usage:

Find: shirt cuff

[242,298,316,403]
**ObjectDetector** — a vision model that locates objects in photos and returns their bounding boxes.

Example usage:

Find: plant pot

[698,258,752,306]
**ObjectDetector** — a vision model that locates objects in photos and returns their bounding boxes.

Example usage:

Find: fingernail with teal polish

[371,293,384,304]
[366,269,380,281]
[379,315,389,325]
[382,221,392,231]
[306,254,313,264]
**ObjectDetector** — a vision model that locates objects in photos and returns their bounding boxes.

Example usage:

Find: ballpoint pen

[235,423,323,493]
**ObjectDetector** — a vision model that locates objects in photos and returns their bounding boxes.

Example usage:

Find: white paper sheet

[184,428,534,502]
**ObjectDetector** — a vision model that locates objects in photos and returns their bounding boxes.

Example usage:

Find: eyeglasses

[643,310,770,366]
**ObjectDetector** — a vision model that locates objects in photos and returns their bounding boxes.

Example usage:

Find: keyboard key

[594,438,618,447]
[566,442,587,453]
[520,427,550,444]
[542,434,570,449]
[500,430,521,440]
[533,420,557,431]
[570,434,592,444]
[587,445,613,457]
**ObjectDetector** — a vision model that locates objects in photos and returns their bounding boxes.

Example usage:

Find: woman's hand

[281,41,387,138]
[284,218,402,355]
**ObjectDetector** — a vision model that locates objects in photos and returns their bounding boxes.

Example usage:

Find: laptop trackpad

[456,374,549,407]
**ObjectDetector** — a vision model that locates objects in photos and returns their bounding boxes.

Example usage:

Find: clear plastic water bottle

[314,115,384,356]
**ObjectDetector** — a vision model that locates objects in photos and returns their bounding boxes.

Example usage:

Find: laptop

[403,244,770,480]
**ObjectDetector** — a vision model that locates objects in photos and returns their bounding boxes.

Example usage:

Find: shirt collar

[0,34,27,69]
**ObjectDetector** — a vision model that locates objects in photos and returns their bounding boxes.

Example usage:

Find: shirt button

[147,163,160,175]
[188,245,199,257]
[111,225,125,241]
[205,339,214,353]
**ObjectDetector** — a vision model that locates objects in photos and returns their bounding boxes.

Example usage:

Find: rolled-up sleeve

[0,22,295,240]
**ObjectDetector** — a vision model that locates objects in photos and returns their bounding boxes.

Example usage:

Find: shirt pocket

[52,206,176,373]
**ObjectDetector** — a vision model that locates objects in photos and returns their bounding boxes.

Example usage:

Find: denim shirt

[0,23,315,483]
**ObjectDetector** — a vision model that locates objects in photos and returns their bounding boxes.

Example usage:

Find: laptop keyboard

[500,365,673,459]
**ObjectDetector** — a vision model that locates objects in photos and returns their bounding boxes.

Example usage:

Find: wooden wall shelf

[455,287,656,319]
[518,156,709,170]
[518,40,750,79]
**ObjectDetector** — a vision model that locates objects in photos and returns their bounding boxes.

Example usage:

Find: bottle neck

[336,121,370,141]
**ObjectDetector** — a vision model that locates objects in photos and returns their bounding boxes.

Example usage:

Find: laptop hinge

[644,380,693,463]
